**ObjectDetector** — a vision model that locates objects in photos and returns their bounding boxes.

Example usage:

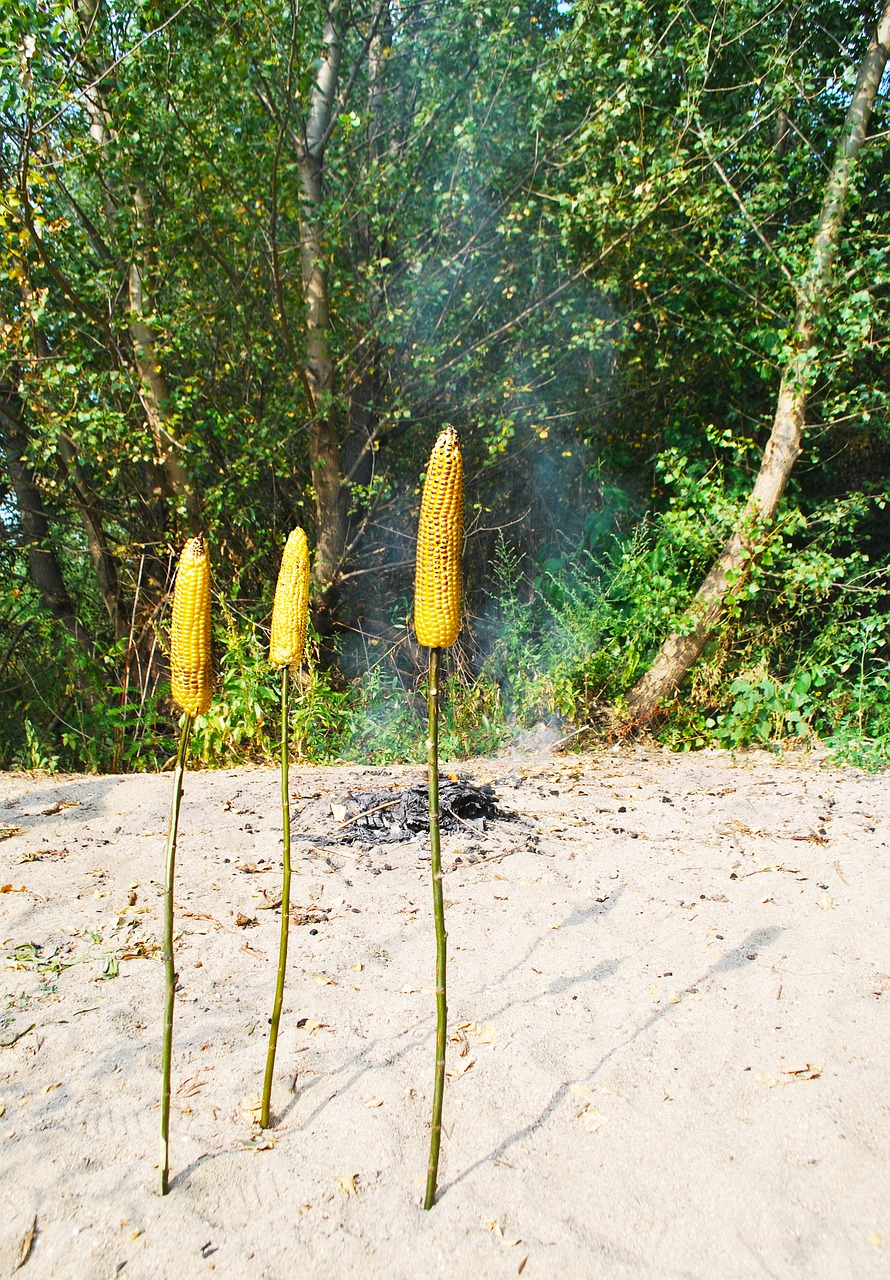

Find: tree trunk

[256,2,388,633]
[297,7,347,633]
[343,2,391,550]
[56,434,127,640]
[18,281,128,641]
[0,390,92,654]
[75,0,200,531]
[626,0,890,722]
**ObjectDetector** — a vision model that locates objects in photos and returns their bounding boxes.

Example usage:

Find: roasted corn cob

[414,427,464,649]
[270,527,311,668]
[170,536,212,715]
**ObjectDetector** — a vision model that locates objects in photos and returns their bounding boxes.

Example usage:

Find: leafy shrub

[2,446,888,771]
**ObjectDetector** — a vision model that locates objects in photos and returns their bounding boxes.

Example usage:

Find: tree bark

[17,280,128,640]
[0,389,92,654]
[626,0,890,722]
[56,434,127,640]
[344,2,391,523]
[256,2,387,633]
[74,0,200,530]
[297,7,347,632]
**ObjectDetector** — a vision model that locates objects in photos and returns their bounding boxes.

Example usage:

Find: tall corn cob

[269,527,310,669]
[414,427,464,1211]
[414,426,463,649]
[160,535,212,1196]
[261,528,312,1127]
[170,535,212,715]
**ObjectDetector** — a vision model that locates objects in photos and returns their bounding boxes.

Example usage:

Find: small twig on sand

[0,1022,36,1048]
[448,843,523,870]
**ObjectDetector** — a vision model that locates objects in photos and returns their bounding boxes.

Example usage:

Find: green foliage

[288,659,358,765]
[479,531,646,729]
[468,459,890,771]
[2,0,889,772]
[189,613,279,766]
[288,661,504,766]
[646,478,890,766]
[711,670,824,750]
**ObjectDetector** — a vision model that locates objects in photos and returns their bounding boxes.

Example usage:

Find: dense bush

[4,441,887,773]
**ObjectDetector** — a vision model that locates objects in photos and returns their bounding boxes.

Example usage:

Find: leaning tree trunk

[626,0,890,722]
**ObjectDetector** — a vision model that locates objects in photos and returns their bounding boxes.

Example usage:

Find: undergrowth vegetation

[2,441,888,773]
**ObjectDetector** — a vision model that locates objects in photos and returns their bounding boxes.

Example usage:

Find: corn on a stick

[414,427,463,1210]
[261,528,310,1128]
[161,535,211,1196]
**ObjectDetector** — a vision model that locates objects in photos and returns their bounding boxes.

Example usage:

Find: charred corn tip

[270,527,311,668]
[170,535,212,716]
[414,426,464,649]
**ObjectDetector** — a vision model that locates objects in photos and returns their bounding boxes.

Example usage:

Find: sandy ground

[0,747,888,1280]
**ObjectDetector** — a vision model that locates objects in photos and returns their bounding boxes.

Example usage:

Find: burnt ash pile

[334,781,504,844]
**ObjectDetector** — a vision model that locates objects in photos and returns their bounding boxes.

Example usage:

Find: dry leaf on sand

[446,1057,475,1079]
[781,1064,821,1081]
[13,1215,37,1272]
[240,1093,264,1122]
[453,1020,495,1044]
[296,1017,324,1034]
[579,1104,608,1133]
[485,1220,521,1248]
[241,1135,276,1151]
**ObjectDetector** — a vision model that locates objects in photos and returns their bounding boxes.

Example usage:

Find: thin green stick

[424,646,447,1210]
[160,713,193,1196]
[261,665,292,1127]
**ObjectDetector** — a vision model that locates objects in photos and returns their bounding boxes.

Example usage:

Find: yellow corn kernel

[414,426,463,649]
[270,527,311,668]
[170,536,212,716]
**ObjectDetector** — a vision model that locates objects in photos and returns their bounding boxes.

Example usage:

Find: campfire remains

[330,780,505,844]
